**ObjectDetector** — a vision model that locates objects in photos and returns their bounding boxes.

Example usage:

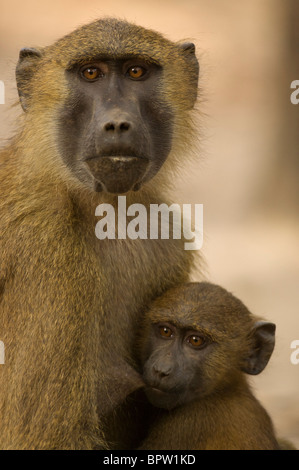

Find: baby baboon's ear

[242,321,276,375]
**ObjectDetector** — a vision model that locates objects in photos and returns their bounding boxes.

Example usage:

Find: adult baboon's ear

[178,42,199,109]
[242,321,276,375]
[16,47,44,111]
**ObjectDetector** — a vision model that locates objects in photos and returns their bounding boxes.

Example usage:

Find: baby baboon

[0,18,200,449]
[137,282,280,450]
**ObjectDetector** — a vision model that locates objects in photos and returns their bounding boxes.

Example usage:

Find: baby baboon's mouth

[145,386,180,410]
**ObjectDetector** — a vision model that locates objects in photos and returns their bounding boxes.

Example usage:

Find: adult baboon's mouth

[85,155,149,194]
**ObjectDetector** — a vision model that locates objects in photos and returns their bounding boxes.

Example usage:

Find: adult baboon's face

[16,19,199,194]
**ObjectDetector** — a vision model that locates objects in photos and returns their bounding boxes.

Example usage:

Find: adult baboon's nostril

[104,121,131,132]
[104,122,115,131]
[120,122,130,131]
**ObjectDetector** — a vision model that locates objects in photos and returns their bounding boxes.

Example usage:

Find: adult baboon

[0,18,200,449]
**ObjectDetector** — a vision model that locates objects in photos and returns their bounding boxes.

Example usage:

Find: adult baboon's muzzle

[85,156,149,193]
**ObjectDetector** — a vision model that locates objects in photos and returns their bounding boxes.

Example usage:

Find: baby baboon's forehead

[148,282,253,337]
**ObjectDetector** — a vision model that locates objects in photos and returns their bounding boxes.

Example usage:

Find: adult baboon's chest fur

[0,16,199,449]
[0,182,193,422]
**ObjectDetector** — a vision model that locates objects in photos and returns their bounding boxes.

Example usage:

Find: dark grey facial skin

[57,58,174,194]
[142,322,214,410]
[141,314,275,411]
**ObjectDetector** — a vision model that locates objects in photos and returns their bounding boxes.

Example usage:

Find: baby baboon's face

[139,282,276,410]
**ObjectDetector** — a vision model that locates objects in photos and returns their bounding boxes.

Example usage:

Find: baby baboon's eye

[187,335,206,349]
[159,325,173,338]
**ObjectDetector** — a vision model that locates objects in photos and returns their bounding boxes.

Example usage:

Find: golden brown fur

[137,282,280,450]
[0,18,200,449]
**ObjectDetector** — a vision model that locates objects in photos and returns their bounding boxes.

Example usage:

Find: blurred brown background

[0,0,298,448]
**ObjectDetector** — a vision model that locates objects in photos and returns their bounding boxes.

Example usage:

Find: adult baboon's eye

[159,325,173,338]
[127,66,146,79]
[81,67,101,81]
[187,335,205,349]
